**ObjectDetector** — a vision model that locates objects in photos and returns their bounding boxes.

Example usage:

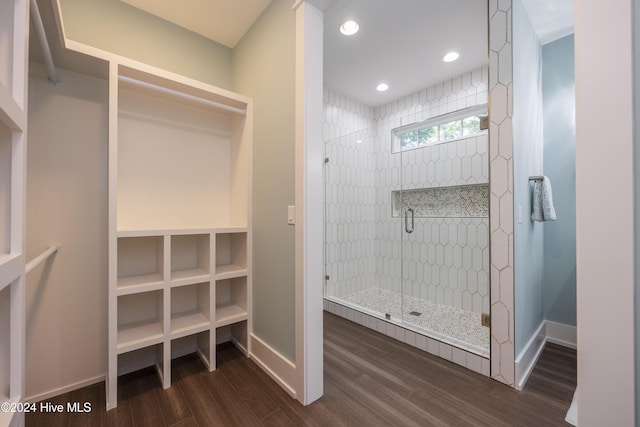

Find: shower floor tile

[341,287,489,352]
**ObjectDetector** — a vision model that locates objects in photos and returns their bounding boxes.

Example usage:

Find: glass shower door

[397,112,428,334]
[324,129,397,320]
[397,109,491,354]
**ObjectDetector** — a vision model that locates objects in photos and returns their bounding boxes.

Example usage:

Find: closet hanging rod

[529,176,544,181]
[30,0,60,85]
[117,75,247,115]
[26,245,61,275]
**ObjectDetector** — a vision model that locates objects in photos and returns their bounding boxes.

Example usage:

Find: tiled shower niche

[392,184,489,218]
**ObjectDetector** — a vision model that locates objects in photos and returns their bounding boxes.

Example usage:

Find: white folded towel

[531,176,556,221]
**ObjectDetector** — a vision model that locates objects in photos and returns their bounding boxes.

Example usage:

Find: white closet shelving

[108,63,252,410]
[0,0,28,425]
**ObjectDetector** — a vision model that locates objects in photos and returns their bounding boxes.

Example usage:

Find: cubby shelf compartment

[117,344,166,386]
[170,234,210,285]
[170,282,210,339]
[215,277,248,327]
[215,232,248,280]
[117,236,164,294]
[171,332,213,371]
[0,123,14,267]
[117,291,164,354]
[217,321,248,355]
[0,0,28,125]
[0,285,10,403]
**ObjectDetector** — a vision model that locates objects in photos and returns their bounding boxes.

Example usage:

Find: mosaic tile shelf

[392,183,489,218]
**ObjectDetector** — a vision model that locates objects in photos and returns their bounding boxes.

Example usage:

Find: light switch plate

[518,205,523,224]
[288,205,295,225]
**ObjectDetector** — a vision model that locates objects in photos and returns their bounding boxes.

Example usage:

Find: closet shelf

[117,320,164,354]
[215,304,248,327]
[117,273,164,295]
[215,264,247,280]
[170,311,210,339]
[170,268,210,286]
[0,84,26,131]
[0,254,23,290]
[117,226,249,237]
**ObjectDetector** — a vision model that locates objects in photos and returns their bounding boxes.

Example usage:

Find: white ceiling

[324,0,488,107]
[114,0,573,107]
[323,0,574,107]
[120,0,272,48]
[521,0,574,44]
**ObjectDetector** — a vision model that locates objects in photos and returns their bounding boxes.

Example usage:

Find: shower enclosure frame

[321,0,517,387]
[323,68,492,375]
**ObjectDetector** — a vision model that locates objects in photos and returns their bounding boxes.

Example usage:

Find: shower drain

[409,311,422,316]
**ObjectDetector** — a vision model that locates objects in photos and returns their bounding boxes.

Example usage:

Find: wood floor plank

[258,409,298,427]
[228,351,354,427]
[103,395,134,427]
[26,311,577,427]
[217,347,282,420]
[199,367,263,427]
[171,354,232,426]
[125,367,167,427]
[153,381,192,426]
[67,382,104,427]
[27,389,70,427]
[168,416,199,427]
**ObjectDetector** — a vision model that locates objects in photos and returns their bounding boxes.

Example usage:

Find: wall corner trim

[294,0,325,406]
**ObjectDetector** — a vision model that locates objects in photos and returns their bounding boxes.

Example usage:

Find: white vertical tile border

[489,0,515,387]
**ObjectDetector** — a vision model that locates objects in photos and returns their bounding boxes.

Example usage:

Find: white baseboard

[546,320,577,349]
[515,321,547,391]
[515,320,577,391]
[249,333,297,398]
[26,374,106,403]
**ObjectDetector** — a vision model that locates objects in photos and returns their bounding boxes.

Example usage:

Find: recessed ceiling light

[356,139,363,144]
[340,20,359,36]
[443,51,460,62]
[376,83,389,92]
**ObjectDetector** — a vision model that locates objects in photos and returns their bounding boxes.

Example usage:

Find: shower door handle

[405,208,414,234]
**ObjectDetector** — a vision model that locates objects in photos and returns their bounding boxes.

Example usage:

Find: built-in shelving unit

[108,63,252,410]
[0,0,29,425]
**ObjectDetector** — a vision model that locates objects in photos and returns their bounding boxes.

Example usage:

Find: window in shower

[393,104,487,152]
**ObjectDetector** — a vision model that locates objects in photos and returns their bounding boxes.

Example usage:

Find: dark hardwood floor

[26,312,576,426]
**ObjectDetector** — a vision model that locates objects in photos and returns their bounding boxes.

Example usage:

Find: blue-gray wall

[513,0,545,355]
[232,0,297,362]
[542,35,576,327]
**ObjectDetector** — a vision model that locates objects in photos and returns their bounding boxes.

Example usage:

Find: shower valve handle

[405,207,414,234]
